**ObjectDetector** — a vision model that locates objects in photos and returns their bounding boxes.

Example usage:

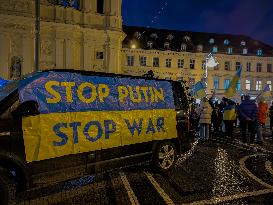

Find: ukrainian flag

[257,84,272,99]
[225,67,242,98]
[191,81,206,98]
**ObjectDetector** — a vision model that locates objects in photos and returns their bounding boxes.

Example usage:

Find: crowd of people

[190,95,273,145]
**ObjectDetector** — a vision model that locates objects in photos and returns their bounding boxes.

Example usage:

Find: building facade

[0,0,273,101]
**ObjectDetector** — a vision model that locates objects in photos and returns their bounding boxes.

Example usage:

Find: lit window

[246,62,251,72]
[183,36,191,42]
[166,58,172,68]
[212,46,218,53]
[178,59,184,68]
[150,33,158,39]
[256,80,262,91]
[190,59,195,69]
[224,61,230,71]
[227,47,233,54]
[213,78,219,89]
[127,56,134,66]
[147,41,153,49]
[197,45,203,52]
[246,80,251,90]
[266,80,272,91]
[96,52,104,59]
[209,38,215,44]
[202,60,206,70]
[224,39,229,45]
[153,57,159,67]
[243,48,248,55]
[235,62,241,71]
[267,64,272,72]
[267,81,272,91]
[167,34,174,41]
[164,42,170,50]
[256,63,262,72]
[181,43,187,51]
[236,80,241,91]
[241,41,246,46]
[224,79,231,90]
[140,56,147,66]
[188,77,195,88]
[257,49,263,56]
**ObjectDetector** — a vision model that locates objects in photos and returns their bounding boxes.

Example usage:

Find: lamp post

[35,0,40,72]
[204,53,219,95]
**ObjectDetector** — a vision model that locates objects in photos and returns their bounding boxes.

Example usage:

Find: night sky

[122,0,273,46]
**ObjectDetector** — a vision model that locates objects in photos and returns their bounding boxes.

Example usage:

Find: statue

[10,56,22,80]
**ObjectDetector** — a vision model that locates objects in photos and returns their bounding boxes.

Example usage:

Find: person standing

[238,95,258,144]
[269,101,273,138]
[199,98,213,140]
[211,105,221,133]
[223,100,236,138]
[256,98,268,144]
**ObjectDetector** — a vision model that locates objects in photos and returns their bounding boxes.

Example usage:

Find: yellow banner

[22,109,177,162]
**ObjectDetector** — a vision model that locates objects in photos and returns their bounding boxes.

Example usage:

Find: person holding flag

[224,67,242,98]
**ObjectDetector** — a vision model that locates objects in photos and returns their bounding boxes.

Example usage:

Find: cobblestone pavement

[17,127,273,205]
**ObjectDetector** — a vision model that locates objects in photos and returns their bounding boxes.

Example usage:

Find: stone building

[0,0,273,100]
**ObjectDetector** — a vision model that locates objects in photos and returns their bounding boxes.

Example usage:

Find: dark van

[0,70,192,204]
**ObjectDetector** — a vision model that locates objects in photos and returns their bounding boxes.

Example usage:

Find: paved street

[17,128,273,205]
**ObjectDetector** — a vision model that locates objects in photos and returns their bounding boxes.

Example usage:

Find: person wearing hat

[199,97,213,140]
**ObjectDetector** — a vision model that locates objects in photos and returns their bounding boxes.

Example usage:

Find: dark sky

[122,0,273,46]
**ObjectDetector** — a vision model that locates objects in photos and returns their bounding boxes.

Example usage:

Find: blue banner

[18,71,175,114]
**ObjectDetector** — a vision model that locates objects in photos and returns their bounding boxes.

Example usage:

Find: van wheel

[0,167,16,205]
[153,141,177,171]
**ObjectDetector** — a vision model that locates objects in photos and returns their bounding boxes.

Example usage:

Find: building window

[59,0,80,9]
[267,81,272,91]
[140,56,147,66]
[177,77,183,82]
[96,52,104,59]
[178,59,184,68]
[97,0,104,14]
[127,56,134,66]
[153,57,159,67]
[257,49,263,56]
[188,77,195,88]
[224,61,230,71]
[241,41,246,46]
[147,41,153,49]
[267,64,272,72]
[202,60,206,70]
[209,38,215,44]
[224,39,229,45]
[246,62,251,72]
[212,46,218,53]
[190,59,195,69]
[256,63,262,72]
[236,80,241,91]
[246,80,251,90]
[197,44,203,52]
[224,79,231,90]
[213,77,219,89]
[164,42,170,50]
[256,80,262,91]
[227,47,233,54]
[235,62,241,71]
[181,43,187,51]
[243,48,248,55]
[166,58,171,68]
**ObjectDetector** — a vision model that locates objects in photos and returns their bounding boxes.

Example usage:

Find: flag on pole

[190,81,206,98]
[224,67,242,98]
[256,84,272,100]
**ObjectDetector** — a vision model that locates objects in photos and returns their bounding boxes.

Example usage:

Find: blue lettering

[156,117,165,132]
[104,120,116,139]
[146,118,155,134]
[69,122,81,144]
[84,121,103,142]
[53,123,68,146]
[125,119,143,136]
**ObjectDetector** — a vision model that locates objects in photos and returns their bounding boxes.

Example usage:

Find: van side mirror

[13,101,40,117]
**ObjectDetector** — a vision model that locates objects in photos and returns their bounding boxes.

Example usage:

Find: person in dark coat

[238,95,258,144]
[211,105,221,133]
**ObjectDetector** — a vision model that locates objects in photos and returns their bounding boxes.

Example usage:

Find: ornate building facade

[0,0,273,100]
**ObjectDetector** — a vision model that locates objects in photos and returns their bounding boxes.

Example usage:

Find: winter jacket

[238,99,258,121]
[269,105,273,120]
[223,105,236,121]
[199,101,212,124]
[257,102,268,124]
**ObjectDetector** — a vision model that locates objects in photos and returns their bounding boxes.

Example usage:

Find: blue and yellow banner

[19,71,177,162]
[225,68,242,98]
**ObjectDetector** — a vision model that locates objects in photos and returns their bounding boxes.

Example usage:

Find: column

[22,35,34,75]
[56,38,64,69]
[65,39,73,69]
[90,0,97,13]
[0,34,10,79]
[82,0,91,12]
[83,43,91,70]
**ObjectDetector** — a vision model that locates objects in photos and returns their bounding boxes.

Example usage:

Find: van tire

[0,167,16,205]
[153,141,177,172]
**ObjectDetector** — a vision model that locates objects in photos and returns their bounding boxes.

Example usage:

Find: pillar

[22,35,34,75]
[65,39,73,69]
[56,38,64,69]
[0,34,10,79]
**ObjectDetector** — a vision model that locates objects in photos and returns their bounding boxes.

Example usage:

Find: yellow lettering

[118,86,129,102]
[77,82,97,103]
[45,81,61,103]
[98,84,110,102]
[149,87,155,102]
[154,88,164,102]
[129,86,142,103]
[140,87,149,102]
[61,82,75,103]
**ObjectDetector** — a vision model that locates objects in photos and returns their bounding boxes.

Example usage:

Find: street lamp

[204,53,218,94]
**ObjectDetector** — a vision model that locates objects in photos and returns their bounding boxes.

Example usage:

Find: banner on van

[19,72,177,162]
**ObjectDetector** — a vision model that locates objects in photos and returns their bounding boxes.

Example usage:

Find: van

[0,70,192,204]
